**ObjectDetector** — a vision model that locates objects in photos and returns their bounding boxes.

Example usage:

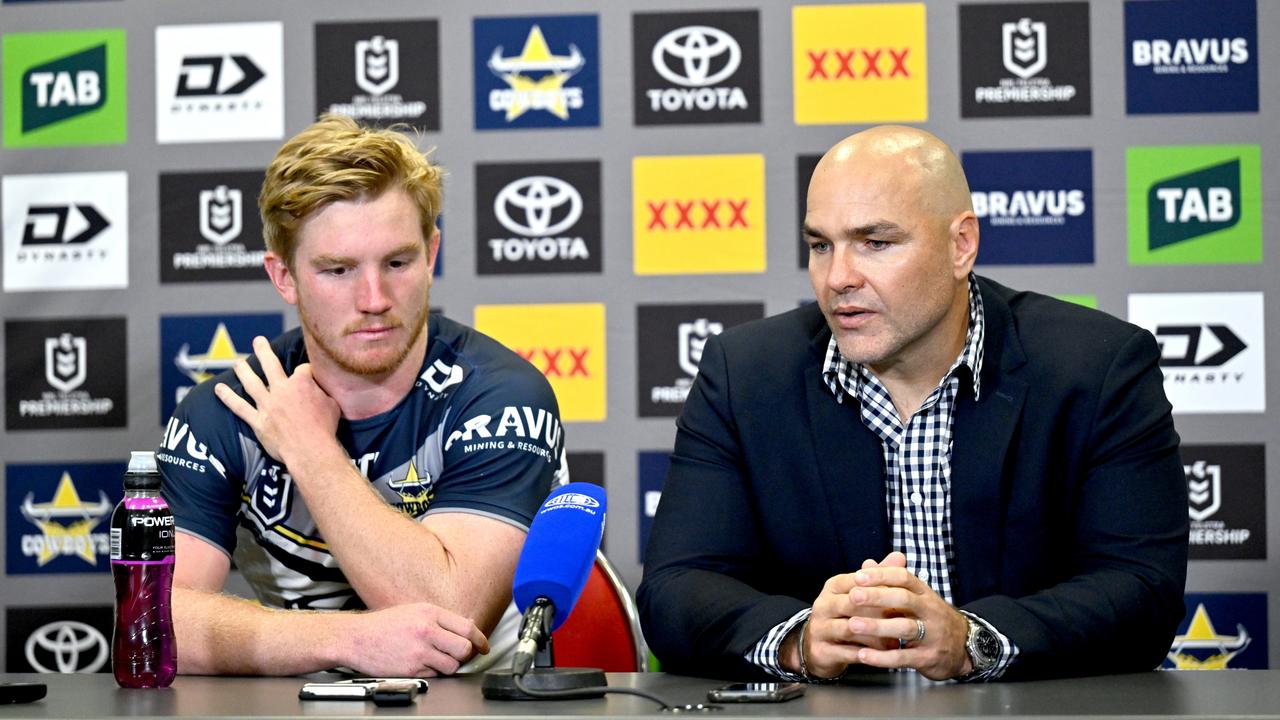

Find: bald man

[637,127,1188,682]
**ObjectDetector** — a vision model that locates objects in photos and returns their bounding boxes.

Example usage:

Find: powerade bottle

[110,451,177,688]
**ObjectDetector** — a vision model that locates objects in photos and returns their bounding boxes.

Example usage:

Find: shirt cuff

[957,610,1019,681]
[745,608,812,681]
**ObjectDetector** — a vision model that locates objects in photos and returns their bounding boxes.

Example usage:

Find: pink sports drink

[110,451,176,688]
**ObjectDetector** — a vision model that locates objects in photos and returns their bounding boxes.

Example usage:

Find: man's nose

[825,245,866,292]
[356,268,393,314]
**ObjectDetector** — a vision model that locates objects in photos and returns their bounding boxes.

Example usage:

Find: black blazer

[638,276,1188,680]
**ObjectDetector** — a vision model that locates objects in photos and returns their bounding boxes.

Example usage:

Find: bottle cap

[124,451,161,490]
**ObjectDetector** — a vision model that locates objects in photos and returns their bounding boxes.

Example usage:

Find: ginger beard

[296,273,431,377]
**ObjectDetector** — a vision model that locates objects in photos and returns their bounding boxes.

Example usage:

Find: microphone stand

[481,598,607,701]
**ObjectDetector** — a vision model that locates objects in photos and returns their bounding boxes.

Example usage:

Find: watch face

[975,628,1000,663]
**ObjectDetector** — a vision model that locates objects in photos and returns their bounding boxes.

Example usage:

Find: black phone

[0,682,47,705]
[707,682,805,703]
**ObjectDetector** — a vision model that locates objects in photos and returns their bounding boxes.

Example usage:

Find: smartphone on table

[707,682,806,703]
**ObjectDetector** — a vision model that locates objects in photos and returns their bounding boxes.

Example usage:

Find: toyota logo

[25,620,109,673]
[494,177,582,237]
[652,26,741,87]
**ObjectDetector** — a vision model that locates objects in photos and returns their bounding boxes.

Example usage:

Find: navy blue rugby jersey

[156,314,565,611]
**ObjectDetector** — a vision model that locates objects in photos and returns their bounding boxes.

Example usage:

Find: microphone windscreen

[512,482,607,631]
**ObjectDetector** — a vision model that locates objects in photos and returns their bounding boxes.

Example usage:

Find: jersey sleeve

[156,377,247,556]
[430,361,563,529]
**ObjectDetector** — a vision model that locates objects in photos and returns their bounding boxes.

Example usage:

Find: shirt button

[910,491,923,505]
[919,569,930,581]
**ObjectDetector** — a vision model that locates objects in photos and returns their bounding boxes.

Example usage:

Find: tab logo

[633,154,765,274]
[5,463,123,575]
[475,304,606,422]
[156,22,283,143]
[159,170,267,283]
[638,303,764,416]
[960,3,1091,118]
[1124,0,1258,114]
[1128,292,1264,414]
[315,20,440,131]
[633,11,760,125]
[476,161,601,275]
[3,29,127,147]
[1127,145,1261,265]
[159,313,283,422]
[793,4,927,124]
[1179,444,1265,560]
[473,15,600,130]
[964,149,1093,265]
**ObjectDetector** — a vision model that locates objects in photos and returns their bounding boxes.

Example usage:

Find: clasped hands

[793,551,972,681]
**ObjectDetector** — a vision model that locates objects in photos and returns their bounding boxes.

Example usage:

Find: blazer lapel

[803,334,890,570]
[950,280,1028,604]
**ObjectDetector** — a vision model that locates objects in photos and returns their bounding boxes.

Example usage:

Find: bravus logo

[1148,159,1240,250]
[22,44,106,132]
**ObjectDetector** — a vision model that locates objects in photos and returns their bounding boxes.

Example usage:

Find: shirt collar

[821,274,985,403]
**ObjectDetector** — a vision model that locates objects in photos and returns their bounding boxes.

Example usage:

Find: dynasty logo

[19,472,112,568]
[4,171,128,291]
[474,15,599,129]
[3,29,126,147]
[1155,324,1247,386]
[476,162,601,274]
[419,358,465,397]
[155,22,283,143]
[633,11,760,125]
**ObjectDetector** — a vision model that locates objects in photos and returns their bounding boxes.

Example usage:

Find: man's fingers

[436,612,489,655]
[856,646,916,670]
[214,383,256,423]
[854,566,928,593]
[252,336,288,385]
[848,616,925,644]
[849,585,919,614]
[231,358,268,403]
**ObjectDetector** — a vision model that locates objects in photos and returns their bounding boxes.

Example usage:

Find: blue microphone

[510,482,607,676]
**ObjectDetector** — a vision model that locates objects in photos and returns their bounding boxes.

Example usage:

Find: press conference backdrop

[0,0,1274,675]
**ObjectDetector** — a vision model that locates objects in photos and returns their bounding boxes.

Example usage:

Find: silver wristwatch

[963,617,1000,677]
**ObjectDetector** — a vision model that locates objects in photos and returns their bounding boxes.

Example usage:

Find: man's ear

[263,252,299,306]
[951,211,980,279]
[426,226,441,275]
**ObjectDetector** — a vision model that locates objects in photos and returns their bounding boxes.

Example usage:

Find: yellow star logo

[20,472,113,567]
[175,323,245,384]
[388,461,433,516]
[1166,603,1252,670]
[488,25,584,121]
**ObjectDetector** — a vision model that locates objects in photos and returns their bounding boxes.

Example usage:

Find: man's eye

[323,267,348,276]
[867,240,890,250]
[808,240,831,253]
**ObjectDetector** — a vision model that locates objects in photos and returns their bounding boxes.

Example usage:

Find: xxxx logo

[644,199,749,230]
[515,347,591,377]
[805,48,911,80]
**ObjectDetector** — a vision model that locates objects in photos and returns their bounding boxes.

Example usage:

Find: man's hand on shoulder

[214,336,341,467]
[842,553,971,680]
[335,602,490,678]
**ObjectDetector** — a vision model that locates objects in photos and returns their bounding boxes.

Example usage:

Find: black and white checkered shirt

[748,276,1017,681]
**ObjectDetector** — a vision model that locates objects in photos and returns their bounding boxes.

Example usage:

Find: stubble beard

[300,289,432,377]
